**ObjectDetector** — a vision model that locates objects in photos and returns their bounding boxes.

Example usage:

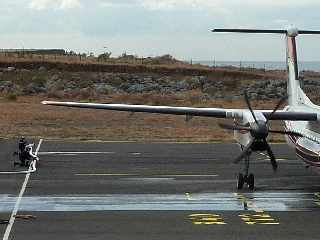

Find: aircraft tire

[237,173,245,190]
[248,174,255,190]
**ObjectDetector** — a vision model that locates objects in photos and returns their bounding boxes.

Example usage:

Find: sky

[1,0,320,61]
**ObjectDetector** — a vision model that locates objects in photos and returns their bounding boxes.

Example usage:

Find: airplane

[42,27,320,190]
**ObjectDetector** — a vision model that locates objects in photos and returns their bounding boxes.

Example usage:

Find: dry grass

[0,53,285,80]
[0,93,285,142]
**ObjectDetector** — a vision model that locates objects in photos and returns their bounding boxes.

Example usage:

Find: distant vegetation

[0,49,186,66]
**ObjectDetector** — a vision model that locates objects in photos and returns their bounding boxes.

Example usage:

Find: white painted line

[75,173,219,177]
[38,151,115,155]
[2,139,43,240]
[131,153,142,155]
[76,173,136,176]
[0,170,36,175]
[163,174,219,177]
[257,152,288,161]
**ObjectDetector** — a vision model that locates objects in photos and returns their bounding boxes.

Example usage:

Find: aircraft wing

[42,101,318,121]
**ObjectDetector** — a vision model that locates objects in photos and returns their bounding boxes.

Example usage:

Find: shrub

[6,93,17,101]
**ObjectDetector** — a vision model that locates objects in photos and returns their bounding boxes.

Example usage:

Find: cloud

[99,0,320,10]
[60,0,81,9]
[2,0,320,61]
[29,0,81,10]
[29,0,52,10]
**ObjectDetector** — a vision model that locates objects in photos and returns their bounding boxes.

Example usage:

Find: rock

[250,93,258,99]
[201,93,211,101]
[50,74,61,81]
[0,81,13,92]
[232,95,241,100]
[24,82,46,94]
[160,87,174,94]
[187,77,201,89]
[108,76,123,86]
[94,83,118,94]
[45,79,65,92]
[174,80,189,91]
[64,81,77,90]
[38,66,46,72]
[127,84,145,93]
[267,93,276,98]
[202,86,217,96]
[213,92,223,99]
[142,77,153,83]
[144,83,161,92]
[5,67,15,72]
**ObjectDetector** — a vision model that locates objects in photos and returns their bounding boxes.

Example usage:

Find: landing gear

[237,173,245,189]
[237,148,255,190]
[247,173,255,190]
[237,173,255,190]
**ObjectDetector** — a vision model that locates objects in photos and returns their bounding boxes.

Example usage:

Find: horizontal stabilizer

[212,28,320,36]
[212,29,286,34]
[298,30,320,34]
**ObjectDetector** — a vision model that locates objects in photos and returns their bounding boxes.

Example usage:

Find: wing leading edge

[42,101,318,121]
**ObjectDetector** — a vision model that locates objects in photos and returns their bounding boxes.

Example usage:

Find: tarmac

[0,139,320,240]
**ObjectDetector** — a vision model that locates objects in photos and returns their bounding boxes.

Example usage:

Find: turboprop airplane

[42,27,320,190]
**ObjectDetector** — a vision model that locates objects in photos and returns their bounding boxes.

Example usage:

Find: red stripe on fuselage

[284,121,320,169]
[287,36,299,80]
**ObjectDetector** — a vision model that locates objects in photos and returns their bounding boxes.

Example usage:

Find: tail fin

[212,27,320,106]
[286,33,300,106]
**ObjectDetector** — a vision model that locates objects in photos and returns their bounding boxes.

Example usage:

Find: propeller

[220,91,303,171]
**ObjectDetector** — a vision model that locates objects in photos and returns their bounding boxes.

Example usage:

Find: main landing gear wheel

[237,173,245,189]
[247,173,255,190]
[237,173,255,190]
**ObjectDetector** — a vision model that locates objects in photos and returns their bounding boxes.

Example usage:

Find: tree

[98,52,112,62]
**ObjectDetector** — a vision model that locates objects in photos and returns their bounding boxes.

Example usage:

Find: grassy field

[0,93,285,142]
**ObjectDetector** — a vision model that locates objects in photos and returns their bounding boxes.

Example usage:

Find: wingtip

[41,101,49,105]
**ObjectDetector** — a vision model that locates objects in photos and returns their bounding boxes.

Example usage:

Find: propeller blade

[234,139,254,164]
[267,95,288,123]
[264,139,278,171]
[219,123,251,131]
[244,91,258,124]
[269,130,303,137]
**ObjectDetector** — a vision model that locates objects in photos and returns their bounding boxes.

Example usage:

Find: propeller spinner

[219,91,302,171]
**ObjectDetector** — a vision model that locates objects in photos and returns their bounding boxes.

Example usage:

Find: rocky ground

[0,66,319,102]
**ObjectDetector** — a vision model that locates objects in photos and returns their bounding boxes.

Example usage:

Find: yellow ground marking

[259,223,281,225]
[235,193,280,225]
[188,214,227,225]
[239,213,279,225]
